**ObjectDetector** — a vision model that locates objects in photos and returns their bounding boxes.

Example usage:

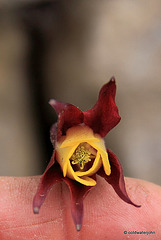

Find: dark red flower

[33,77,140,231]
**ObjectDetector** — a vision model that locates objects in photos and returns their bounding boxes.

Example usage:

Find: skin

[0,176,161,240]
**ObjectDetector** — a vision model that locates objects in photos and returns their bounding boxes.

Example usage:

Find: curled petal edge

[97,149,141,207]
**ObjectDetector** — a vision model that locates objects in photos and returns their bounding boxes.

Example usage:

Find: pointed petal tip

[76,224,82,231]
[127,199,141,208]
[110,76,116,83]
[48,99,56,106]
[134,203,141,208]
[33,206,40,214]
[110,76,115,82]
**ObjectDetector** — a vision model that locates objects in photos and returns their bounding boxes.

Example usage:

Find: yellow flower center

[56,125,111,186]
[70,143,95,170]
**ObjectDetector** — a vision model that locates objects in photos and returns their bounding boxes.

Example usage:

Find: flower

[33,77,140,231]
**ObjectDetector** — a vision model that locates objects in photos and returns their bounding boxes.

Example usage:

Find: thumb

[0,176,160,239]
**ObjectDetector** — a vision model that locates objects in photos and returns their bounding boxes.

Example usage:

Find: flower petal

[88,139,111,176]
[49,99,84,139]
[76,151,102,177]
[59,125,100,148]
[50,123,57,147]
[63,177,94,231]
[33,159,63,214]
[67,161,97,186]
[84,77,121,137]
[56,144,80,177]
[97,149,141,207]
[49,99,68,115]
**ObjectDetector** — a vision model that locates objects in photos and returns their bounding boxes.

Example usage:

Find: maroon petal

[49,99,84,139]
[63,178,94,231]
[49,99,68,115]
[97,149,141,207]
[84,77,121,137]
[50,123,57,147]
[33,161,63,214]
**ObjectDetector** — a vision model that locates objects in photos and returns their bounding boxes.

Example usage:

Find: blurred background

[0,0,161,185]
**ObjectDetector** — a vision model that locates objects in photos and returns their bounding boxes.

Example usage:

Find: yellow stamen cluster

[70,143,92,170]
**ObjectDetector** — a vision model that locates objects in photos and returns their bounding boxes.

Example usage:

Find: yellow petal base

[56,125,111,186]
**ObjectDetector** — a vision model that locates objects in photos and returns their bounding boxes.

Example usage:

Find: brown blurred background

[0,0,161,185]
